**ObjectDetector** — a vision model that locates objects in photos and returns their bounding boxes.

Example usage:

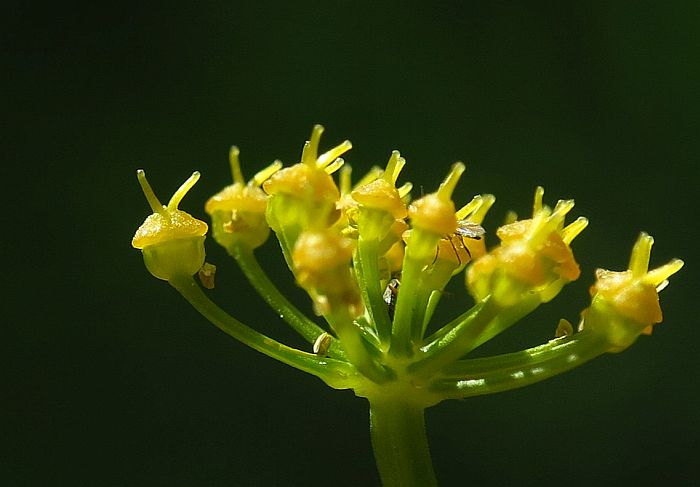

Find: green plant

[132,125,682,486]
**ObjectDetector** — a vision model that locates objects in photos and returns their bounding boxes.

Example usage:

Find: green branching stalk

[230,243,346,358]
[430,329,609,399]
[169,275,356,390]
[354,236,393,348]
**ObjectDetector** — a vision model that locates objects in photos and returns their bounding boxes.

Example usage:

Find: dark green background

[6,1,699,485]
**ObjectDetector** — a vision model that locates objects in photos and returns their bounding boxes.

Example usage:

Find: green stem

[429,329,608,399]
[390,229,441,357]
[411,294,541,380]
[389,254,429,357]
[231,244,346,358]
[354,237,392,348]
[326,309,395,384]
[369,398,437,487]
[169,275,356,389]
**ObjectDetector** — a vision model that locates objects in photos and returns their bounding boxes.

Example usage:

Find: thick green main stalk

[369,398,437,487]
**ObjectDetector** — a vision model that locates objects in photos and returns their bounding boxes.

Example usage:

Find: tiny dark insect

[453,220,486,240]
[435,220,485,266]
[382,277,401,320]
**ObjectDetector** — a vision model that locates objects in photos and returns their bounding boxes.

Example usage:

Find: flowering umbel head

[132,170,208,281]
[133,126,684,477]
[581,233,684,352]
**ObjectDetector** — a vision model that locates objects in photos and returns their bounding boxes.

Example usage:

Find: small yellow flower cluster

[132,124,683,392]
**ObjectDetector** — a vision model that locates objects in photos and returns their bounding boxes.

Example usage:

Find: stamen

[301,124,324,166]
[168,171,200,210]
[383,151,405,185]
[318,140,352,169]
[561,217,589,244]
[533,186,545,214]
[229,146,245,185]
[470,194,496,224]
[397,182,413,199]
[456,195,483,220]
[355,166,383,188]
[251,160,283,187]
[644,258,684,287]
[136,169,166,215]
[338,164,352,196]
[552,199,575,219]
[629,233,654,277]
[323,157,345,175]
[437,162,465,202]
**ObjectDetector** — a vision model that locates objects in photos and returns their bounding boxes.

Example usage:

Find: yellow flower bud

[408,162,466,236]
[292,229,362,317]
[409,194,457,236]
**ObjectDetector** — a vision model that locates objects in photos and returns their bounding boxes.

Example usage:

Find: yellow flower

[262,126,351,265]
[467,186,588,305]
[404,163,465,264]
[205,146,281,251]
[263,125,351,230]
[132,170,208,281]
[582,233,684,352]
[431,194,495,271]
[292,228,362,317]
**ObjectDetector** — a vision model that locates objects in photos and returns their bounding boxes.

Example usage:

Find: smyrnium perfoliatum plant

[132,125,683,486]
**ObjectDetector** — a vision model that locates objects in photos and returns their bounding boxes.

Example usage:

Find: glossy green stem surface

[369,399,437,487]
[230,244,346,358]
[169,275,355,389]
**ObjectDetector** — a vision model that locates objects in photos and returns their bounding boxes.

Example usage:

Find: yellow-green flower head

[262,126,351,245]
[403,163,466,265]
[352,151,409,220]
[467,186,588,305]
[263,125,350,210]
[582,233,684,352]
[409,162,465,236]
[432,194,495,269]
[348,151,413,264]
[335,164,383,220]
[132,170,208,281]
[205,146,281,250]
[292,228,362,317]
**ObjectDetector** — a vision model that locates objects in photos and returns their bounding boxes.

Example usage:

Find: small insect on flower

[454,220,486,240]
[434,220,486,266]
[383,277,401,320]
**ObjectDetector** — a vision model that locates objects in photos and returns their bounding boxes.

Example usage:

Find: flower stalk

[132,125,683,485]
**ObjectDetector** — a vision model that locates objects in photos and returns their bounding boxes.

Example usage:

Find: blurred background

[5,1,699,485]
